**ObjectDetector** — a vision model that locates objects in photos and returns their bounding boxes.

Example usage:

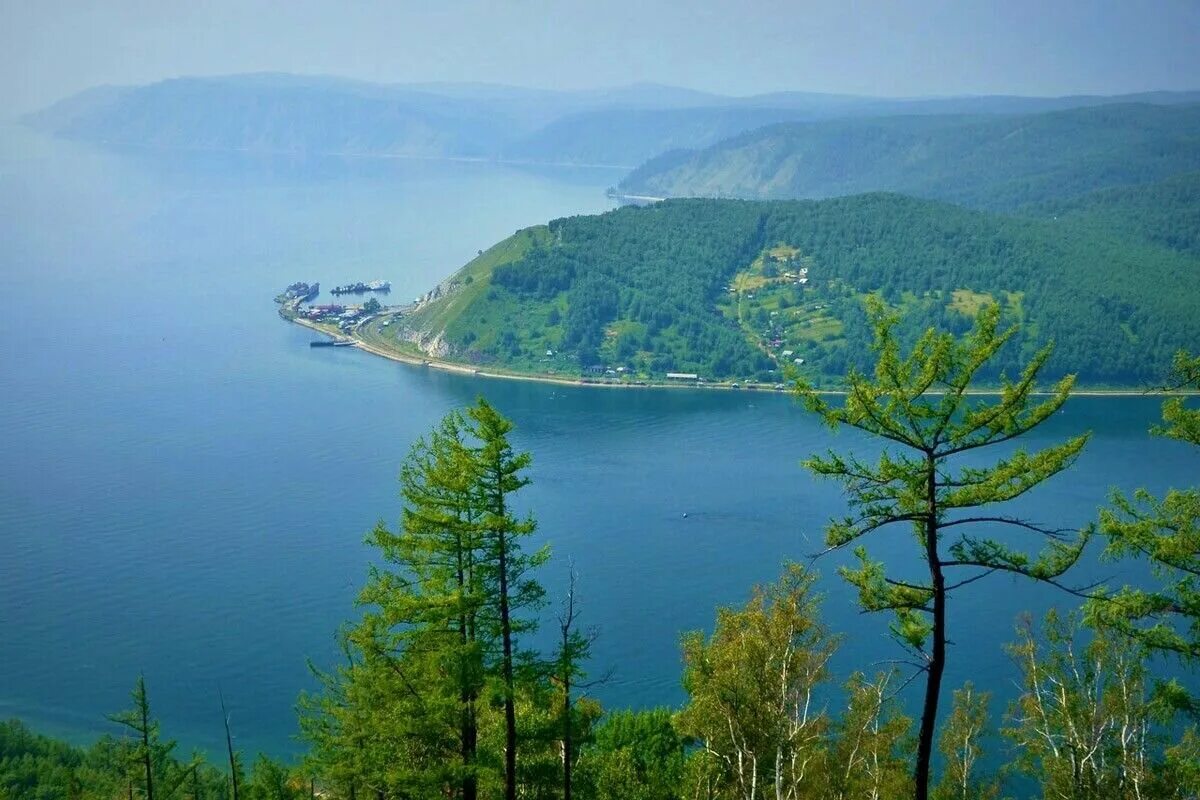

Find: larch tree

[1088,351,1200,677]
[300,399,549,799]
[391,410,488,800]
[795,298,1092,800]
[467,398,549,800]
[108,676,196,800]
[300,411,491,797]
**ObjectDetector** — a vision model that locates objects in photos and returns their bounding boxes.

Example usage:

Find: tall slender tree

[390,410,488,799]
[109,676,196,800]
[551,567,605,800]
[467,398,549,800]
[796,298,1091,800]
[219,687,242,800]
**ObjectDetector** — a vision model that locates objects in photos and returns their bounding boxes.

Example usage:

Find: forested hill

[394,186,1200,387]
[618,103,1200,210]
[1027,170,1200,257]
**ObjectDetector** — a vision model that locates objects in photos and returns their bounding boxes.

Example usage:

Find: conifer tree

[108,676,197,800]
[300,399,548,799]
[1089,351,1200,675]
[466,398,549,800]
[796,298,1091,800]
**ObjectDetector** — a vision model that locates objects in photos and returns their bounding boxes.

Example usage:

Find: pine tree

[796,298,1091,800]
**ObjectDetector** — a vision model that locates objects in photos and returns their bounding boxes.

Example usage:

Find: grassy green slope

[619,104,1200,211]
[406,225,550,338]
[399,188,1200,386]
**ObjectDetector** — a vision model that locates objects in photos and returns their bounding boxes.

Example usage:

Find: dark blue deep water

[1,127,1196,761]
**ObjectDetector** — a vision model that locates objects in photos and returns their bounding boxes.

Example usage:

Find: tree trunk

[497,523,517,800]
[914,460,945,800]
[456,541,478,800]
[220,690,240,800]
[562,672,572,800]
[141,689,155,800]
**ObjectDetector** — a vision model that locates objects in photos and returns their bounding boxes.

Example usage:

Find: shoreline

[288,312,1195,398]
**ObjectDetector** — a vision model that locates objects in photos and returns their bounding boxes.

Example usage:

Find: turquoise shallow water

[0,127,1196,760]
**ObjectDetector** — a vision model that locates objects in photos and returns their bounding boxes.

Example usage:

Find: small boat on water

[310,339,356,348]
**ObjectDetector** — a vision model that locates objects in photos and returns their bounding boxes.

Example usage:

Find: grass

[949,289,994,316]
[406,225,550,336]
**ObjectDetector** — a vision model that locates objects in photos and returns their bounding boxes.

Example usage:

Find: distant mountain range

[26,73,1200,168]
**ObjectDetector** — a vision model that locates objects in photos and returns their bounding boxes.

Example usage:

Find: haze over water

[1,126,1195,759]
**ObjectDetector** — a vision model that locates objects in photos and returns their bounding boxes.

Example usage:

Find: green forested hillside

[618,104,1200,210]
[1028,170,1200,256]
[394,188,1200,386]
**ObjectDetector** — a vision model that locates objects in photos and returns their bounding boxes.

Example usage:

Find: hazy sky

[3,0,1198,113]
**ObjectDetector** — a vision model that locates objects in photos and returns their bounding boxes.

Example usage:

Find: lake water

[1,127,1196,761]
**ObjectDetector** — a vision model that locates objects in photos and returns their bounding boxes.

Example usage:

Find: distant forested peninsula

[618,103,1200,210]
[382,171,1200,387]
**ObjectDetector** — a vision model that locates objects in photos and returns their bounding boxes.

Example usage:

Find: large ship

[331,280,391,295]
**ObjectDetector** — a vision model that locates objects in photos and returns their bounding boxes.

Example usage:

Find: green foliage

[245,755,304,800]
[577,709,686,800]
[932,684,998,800]
[798,299,1091,799]
[799,299,1090,643]
[1030,171,1200,258]
[1005,612,1199,800]
[107,677,200,800]
[299,398,557,799]
[1089,351,1200,690]
[826,672,914,800]
[678,563,838,799]
[0,714,278,800]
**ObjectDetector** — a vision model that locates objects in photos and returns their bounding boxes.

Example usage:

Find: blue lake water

[1,126,1196,761]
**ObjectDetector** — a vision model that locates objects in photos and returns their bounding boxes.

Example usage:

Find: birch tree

[678,563,836,800]
[1005,612,1199,800]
